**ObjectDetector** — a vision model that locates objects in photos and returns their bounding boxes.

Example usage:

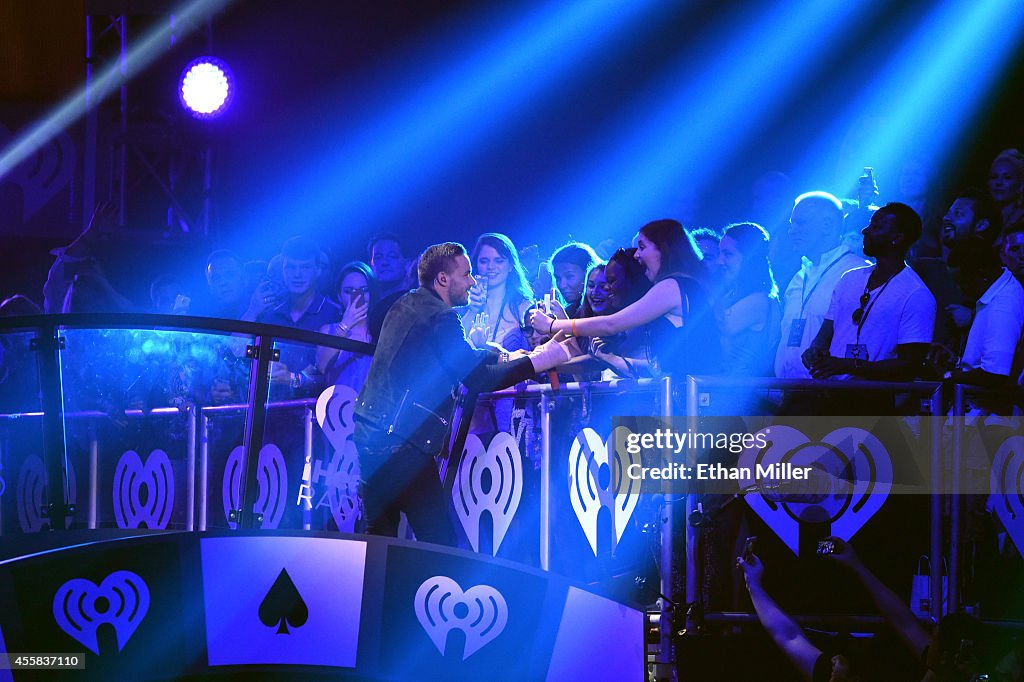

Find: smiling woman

[462,233,534,352]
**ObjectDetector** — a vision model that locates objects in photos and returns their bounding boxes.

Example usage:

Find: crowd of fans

[3,150,1024,679]
[0,150,1022,414]
[14,150,1024,407]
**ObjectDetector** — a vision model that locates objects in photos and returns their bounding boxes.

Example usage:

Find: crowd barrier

[1,314,1023,679]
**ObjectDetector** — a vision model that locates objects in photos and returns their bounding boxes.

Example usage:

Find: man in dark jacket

[354,242,574,545]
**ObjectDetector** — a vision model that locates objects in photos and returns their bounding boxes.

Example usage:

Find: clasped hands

[801,345,859,378]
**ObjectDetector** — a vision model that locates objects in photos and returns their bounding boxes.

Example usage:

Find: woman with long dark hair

[462,232,534,352]
[529,219,721,377]
[317,261,378,391]
[715,222,780,376]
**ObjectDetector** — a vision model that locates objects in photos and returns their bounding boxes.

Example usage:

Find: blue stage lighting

[791,0,1024,197]
[180,57,233,118]
[511,0,871,245]
[0,0,233,180]
[239,0,668,239]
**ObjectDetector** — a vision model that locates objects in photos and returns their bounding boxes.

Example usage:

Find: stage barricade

[3,314,1024,679]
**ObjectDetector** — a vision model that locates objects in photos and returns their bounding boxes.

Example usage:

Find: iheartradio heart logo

[53,570,150,655]
[991,435,1024,555]
[223,443,288,529]
[453,432,523,555]
[414,576,508,660]
[113,449,175,529]
[17,454,77,532]
[302,384,361,531]
[568,426,641,556]
[738,425,892,555]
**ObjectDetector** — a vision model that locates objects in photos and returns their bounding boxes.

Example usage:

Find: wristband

[548,317,556,335]
[571,319,577,337]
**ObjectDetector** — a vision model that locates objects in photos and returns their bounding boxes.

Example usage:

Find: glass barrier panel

[1,331,47,541]
[208,335,370,533]
[58,327,254,535]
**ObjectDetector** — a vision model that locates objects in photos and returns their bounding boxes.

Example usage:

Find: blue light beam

[510,0,875,244]
[244,0,670,237]
[792,0,1024,197]
[0,0,234,180]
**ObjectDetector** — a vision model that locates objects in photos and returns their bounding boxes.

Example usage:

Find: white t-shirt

[962,269,1024,376]
[775,245,868,378]
[826,265,935,365]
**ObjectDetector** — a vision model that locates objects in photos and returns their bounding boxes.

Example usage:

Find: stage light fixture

[179,57,233,118]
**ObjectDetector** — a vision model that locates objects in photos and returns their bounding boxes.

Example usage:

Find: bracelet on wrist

[338,322,350,336]
[548,317,556,335]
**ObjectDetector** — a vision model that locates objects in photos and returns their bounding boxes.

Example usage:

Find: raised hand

[469,311,490,347]
[467,281,488,311]
[527,307,555,336]
[340,295,369,331]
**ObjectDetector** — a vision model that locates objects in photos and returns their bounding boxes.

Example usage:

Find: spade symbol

[258,568,308,634]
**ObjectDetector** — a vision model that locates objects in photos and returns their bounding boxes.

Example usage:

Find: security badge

[845,344,868,360]
[787,319,806,347]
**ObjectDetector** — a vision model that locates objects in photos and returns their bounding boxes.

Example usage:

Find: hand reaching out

[469,311,489,347]
[736,551,764,589]
[821,536,860,569]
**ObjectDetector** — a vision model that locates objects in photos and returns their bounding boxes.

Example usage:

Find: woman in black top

[529,219,721,378]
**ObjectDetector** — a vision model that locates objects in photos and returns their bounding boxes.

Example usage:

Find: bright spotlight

[179,57,233,118]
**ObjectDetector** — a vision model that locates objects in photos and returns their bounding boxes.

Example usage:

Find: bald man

[775,191,869,379]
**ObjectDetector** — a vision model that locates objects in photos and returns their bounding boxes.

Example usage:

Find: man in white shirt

[804,203,936,381]
[942,189,1024,388]
[775,191,869,378]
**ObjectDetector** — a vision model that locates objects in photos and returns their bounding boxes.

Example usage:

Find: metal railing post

[303,406,314,531]
[540,391,552,571]
[929,388,944,622]
[88,423,98,529]
[950,384,964,613]
[659,375,675,667]
[186,404,197,531]
[238,336,276,529]
[32,326,71,530]
[684,375,700,633]
[199,412,209,531]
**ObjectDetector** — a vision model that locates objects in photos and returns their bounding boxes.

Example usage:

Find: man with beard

[803,202,935,381]
[940,188,1024,389]
[354,242,577,545]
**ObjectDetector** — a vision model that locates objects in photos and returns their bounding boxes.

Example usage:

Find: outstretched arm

[529,278,679,338]
[738,553,821,681]
[825,537,931,659]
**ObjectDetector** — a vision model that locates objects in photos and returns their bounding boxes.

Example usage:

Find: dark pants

[356,441,456,547]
